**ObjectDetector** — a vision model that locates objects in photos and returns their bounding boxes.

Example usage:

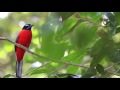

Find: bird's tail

[16,60,23,78]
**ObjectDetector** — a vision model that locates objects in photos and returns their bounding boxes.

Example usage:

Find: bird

[15,24,33,78]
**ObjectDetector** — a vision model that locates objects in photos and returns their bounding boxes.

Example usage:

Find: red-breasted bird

[15,24,33,78]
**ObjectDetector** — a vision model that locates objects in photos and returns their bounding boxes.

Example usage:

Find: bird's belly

[16,31,32,61]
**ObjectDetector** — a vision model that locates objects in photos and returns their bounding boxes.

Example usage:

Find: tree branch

[1,37,120,78]
[0,36,88,69]
[0,37,47,59]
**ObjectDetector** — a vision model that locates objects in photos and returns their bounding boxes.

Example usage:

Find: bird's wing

[15,35,19,52]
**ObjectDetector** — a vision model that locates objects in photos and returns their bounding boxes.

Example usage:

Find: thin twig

[22,61,51,77]
[113,68,120,75]
[105,70,120,77]
[44,65,68,78]
[105,61,120,70]
[104,61,120,77]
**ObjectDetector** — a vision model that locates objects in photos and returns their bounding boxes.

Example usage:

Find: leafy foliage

[96,64,105,75]
[1,12,120,78]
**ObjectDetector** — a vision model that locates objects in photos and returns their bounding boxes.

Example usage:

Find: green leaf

[79,12,103,21]
[41,17,69,60]
[62,51,84,61]
[92,12,103,22]
[90,37,116,67]
[56,17,78,37]
[114,12,120,26]
[3,74,13,78]
[96,64,105,74]
[66,51,86,74]
[41,16,60,43]
[66,66,79,74]
[70,22,87,48]
[116,27,120,34]
[29,68,50,76]
[66,56,83,74]
[82,67,96,78]
[55,12,74,21]
[107,50,120,63]
[90,38,112,67]
[52,74,81,78]
[79,12,93,18]
[71,22,97,49]
[41,42,67,60]
[29,62,64,76]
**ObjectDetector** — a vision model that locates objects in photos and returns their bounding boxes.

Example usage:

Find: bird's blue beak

[30,24,34,28]
[27,24,34,29]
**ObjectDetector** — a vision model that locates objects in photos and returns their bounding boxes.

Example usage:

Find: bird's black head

[22,24,34,30]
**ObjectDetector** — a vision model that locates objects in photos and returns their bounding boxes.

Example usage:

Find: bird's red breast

[15,29,32,62]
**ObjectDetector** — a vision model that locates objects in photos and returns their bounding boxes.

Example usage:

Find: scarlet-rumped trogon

[15,24,33,78]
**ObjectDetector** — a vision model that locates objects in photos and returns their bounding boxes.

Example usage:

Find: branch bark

[0,37,47,59]
[1,36,120,77]
[0,37,88,68]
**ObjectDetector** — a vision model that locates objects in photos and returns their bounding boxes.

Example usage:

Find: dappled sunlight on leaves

[1,12,120,78]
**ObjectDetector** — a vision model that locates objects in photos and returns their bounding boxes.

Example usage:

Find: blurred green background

[0,12,120,78]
